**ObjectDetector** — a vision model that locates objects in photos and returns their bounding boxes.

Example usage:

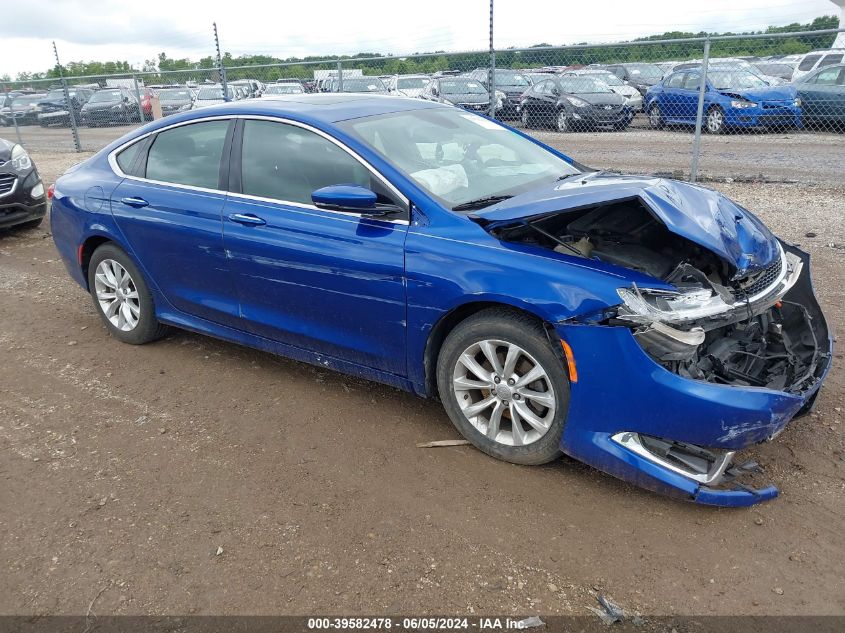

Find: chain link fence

[2,28,843,183]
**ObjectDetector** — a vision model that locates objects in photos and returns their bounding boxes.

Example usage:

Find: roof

[185,93,444,124]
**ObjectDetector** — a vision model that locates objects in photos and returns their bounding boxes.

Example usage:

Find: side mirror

[312,185,379,213]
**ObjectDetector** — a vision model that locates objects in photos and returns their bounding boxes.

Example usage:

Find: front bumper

[570,106,633,128]
[724,104,802,129]
[555,247,831,507]
[0,169,48,230]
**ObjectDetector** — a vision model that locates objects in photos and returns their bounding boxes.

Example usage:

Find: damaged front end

[476,178,832,505]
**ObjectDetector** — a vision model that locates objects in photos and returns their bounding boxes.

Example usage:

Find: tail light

[47,184,55,199]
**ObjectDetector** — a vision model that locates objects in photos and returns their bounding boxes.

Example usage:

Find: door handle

[120,196,149,208]
[228,213,266,226]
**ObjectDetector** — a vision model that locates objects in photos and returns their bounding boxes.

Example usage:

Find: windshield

[88,89,123,103]
[493,70,531,86]
[265,84,303,94]
[341,78,386,92]
[397,77,430,89]
[159,89,192,101]
[580,72,623,86]
[338,108,579,208]
[12,95,44,107]
[197,86,232,99]
[708,70,767,90]
[45,89,74,100]
[559,76,614,94]
[624,64,663,78]
[440,79,487,95]
[754,63,793,76]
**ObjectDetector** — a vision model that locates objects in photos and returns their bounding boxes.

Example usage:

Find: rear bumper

[555,247,832,507]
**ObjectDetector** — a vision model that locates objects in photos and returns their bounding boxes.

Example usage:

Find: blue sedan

[645,67,803,133]
[50,95,831,506]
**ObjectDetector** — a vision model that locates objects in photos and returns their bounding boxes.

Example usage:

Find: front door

[222,119,409,376]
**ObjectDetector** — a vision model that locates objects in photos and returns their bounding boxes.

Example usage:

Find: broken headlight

[616,285,733,324]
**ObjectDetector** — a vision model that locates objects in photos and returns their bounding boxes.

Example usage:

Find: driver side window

[240,120,399,208]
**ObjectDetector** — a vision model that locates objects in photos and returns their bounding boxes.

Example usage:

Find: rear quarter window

[798,55,822,71]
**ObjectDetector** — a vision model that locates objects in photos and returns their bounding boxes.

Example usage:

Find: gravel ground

[0,151,843,619]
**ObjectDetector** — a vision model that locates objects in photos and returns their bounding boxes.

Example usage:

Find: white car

[562,69,643,111]
[385,74,431,98]
[192,85,236,109]
[791,49,845,82]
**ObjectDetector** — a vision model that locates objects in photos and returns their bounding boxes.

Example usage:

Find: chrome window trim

[107,114,410,226]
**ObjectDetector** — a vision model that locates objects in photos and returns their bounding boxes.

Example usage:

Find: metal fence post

[213,22,229,102]
[132,73,145,124]
[53,41,81,152]
[337,61,343,92]
[488,0,496,118]
[690,36,711,183]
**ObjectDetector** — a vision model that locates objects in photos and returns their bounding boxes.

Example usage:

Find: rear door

[109,118,241,327]
[221,118,409,375]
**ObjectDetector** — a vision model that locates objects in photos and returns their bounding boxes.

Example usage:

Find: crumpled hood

[470,173,780,278]
[719,84,797,102]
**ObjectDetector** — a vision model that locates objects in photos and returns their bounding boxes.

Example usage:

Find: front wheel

[648,103,664,129]
[520,108,532,128]
[706,106,725,134]
[87,243,167,345]
[436,309,569,466]
[555,109,569,133]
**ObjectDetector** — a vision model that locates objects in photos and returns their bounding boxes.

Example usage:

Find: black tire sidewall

[87,243,163,345]
[436,310,570,466]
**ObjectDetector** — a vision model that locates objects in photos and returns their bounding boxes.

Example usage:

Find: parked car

[604,63,664,95]
[465,68,532,118]
[752,62,796,82]
[519,75,632,131]
[80,88,139,126]
[562,69,643,111]
[263,83,305,96]
[670,58,786,86]
[420,77,500,113]
[793,63,845,131]
[48,95,831,507]
[0,137,47,230]
[157,88,195,116]
[1,91,26,126]
[192,85,236,109]
[791,49,845,82]
[230,79,265,98]
[327,76,389,94]
[385,74,431,98]
[37,87,94,127]
[645,67,802,133]
[7,93,47,125]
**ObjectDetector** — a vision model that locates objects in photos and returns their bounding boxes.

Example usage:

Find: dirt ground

[1,150,843,619]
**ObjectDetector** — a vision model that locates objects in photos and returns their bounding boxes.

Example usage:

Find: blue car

[50,95,831,507]
[645,67,803,133]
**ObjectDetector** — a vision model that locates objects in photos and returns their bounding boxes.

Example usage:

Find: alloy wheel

[556,110,568,132]
[649,104,662,127]
[707,108,724,133]
[94,259,141,332]
[452,339,556,447]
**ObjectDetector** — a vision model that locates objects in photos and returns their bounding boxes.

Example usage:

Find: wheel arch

[79,234,115,289]
[423,300,559,400]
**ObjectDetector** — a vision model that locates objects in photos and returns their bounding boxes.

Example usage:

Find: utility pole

[488,0,496,118]
[213,22,229,101]
[53,41,81,152]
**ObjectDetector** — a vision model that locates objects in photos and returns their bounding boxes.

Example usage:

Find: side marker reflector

[560,340,578,383]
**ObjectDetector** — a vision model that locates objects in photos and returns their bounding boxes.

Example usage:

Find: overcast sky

[1,0,841,76]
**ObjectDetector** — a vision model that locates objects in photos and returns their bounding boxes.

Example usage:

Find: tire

[520,108,532,128]
[706,106,725,134]
[648,103,664,129]
[436,308,570,466]
[87,243,167,345]
[555,109,569,133]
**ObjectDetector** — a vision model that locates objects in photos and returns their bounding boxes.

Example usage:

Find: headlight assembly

[730,99,757,109]
[793,97,802,107]
[565,96,589,108]
[11,144,31,171]
[616,285,732,324]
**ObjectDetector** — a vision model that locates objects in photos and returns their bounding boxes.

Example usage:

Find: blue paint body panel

[50,95,832,508]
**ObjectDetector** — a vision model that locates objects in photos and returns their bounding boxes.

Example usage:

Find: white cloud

[0,0,839,76]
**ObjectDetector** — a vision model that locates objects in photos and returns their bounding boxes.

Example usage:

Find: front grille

[0,173,16,196]
[733,255,783,298]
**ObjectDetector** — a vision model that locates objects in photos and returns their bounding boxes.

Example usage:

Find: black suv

[0,137,47,230]
[37,87,94,127]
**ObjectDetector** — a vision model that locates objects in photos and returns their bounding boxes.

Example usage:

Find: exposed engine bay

[489,197,830,395]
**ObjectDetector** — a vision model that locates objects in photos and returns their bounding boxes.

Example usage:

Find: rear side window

[666,73,685,89]
[240,120,370,205]
[145,120,229,189]
[798,54,822,71]
[811,67,841,85]
[116,140,145,175]
[819,54,843,68]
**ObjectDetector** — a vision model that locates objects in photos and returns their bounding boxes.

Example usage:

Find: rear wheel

[648,103,664,129]
[436,309,569,466]
[87,243,167,345]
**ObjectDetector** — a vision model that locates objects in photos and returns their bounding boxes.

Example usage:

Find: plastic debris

[416,439,471,448]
